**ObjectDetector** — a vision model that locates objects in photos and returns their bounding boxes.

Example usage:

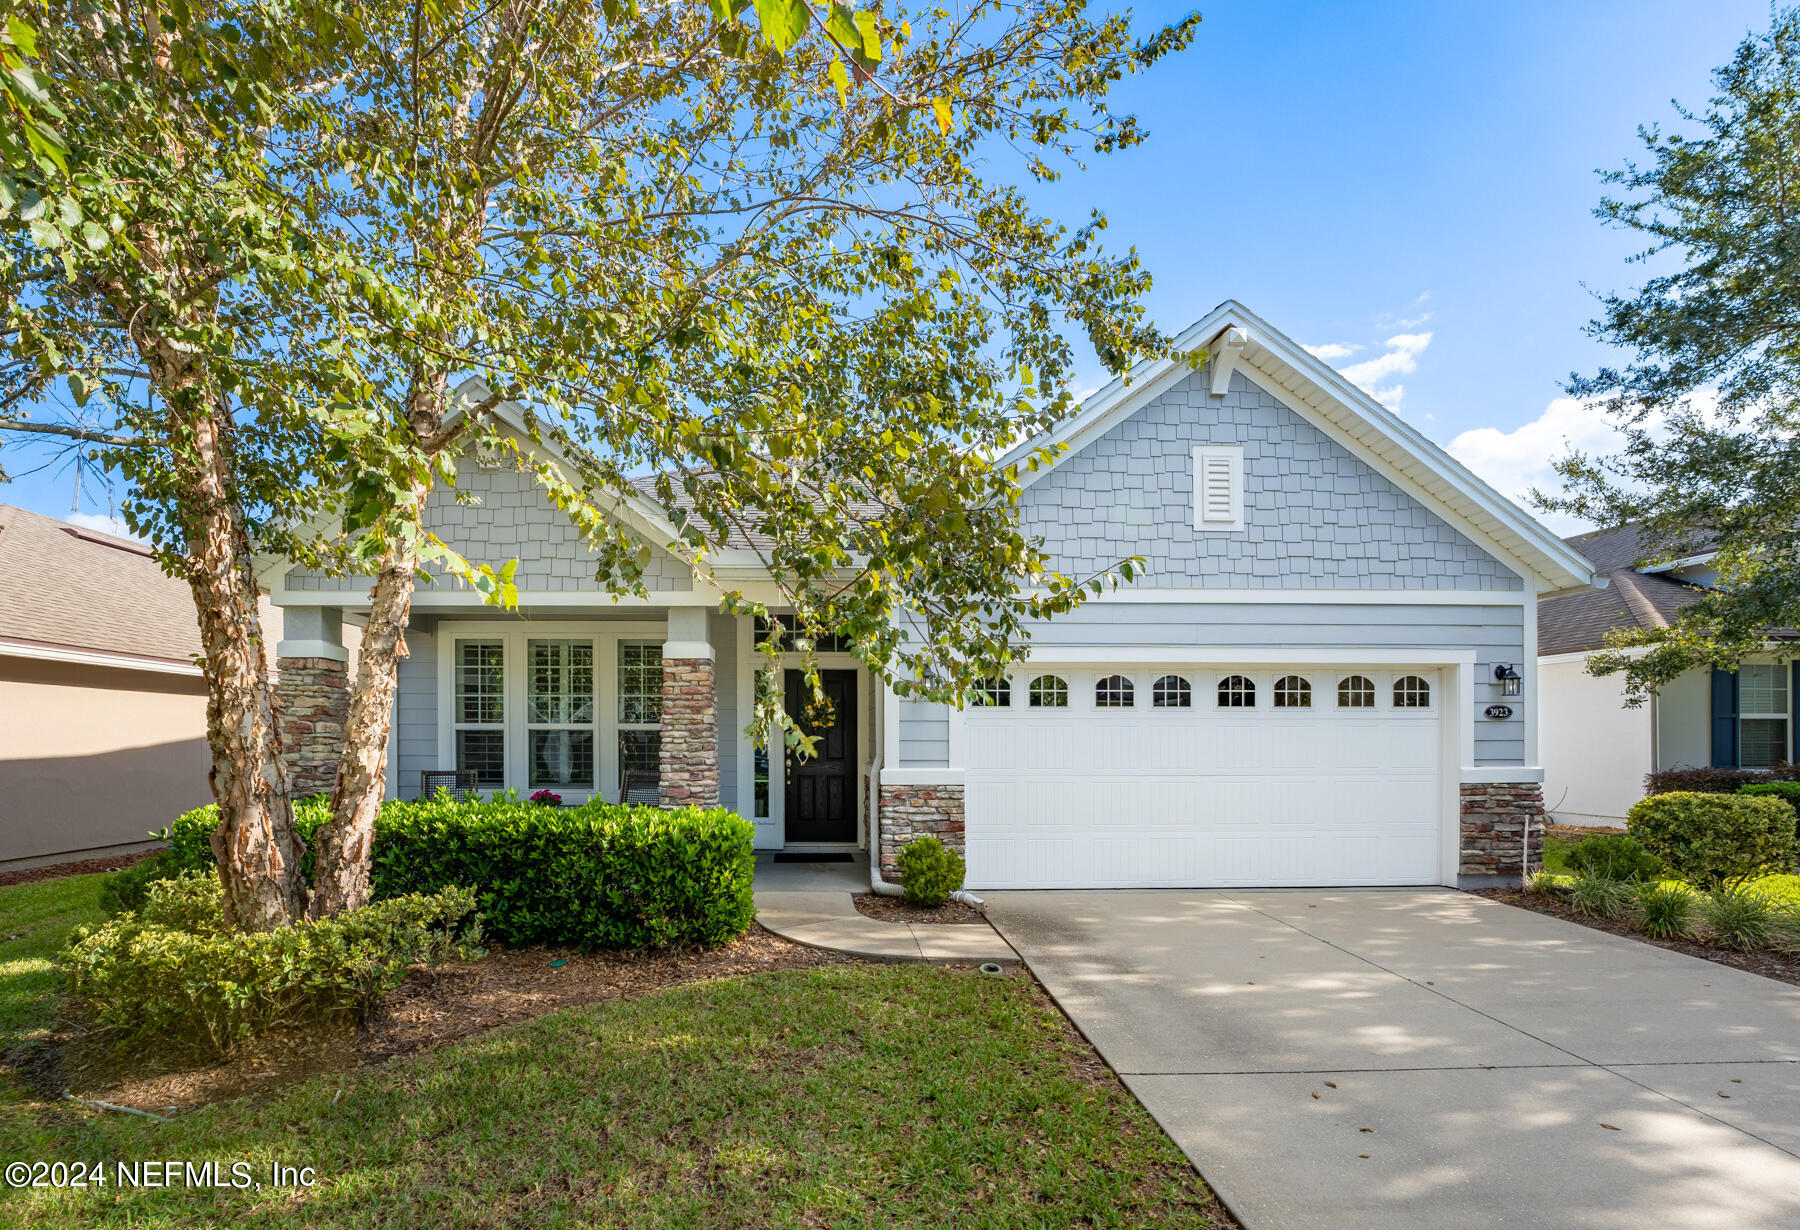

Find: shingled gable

[1001,298,1597,596]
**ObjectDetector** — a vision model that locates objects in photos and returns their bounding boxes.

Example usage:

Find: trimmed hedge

[152,795,756,949]
[1564,833,1663,882]
[1646,764,1800,796]
[65,872,481,1056]
[1739,782,1800,842]
[1626,791,1798,891]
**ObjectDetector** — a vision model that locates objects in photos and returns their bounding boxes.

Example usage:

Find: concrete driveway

[984,888,1800,1230]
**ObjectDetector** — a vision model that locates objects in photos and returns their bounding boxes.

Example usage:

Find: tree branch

[0,418,146,447]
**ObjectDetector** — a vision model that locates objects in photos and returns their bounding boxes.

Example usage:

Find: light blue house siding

[284,457,693,594]
[893,366,1529,769]
[1019,368,1521,590]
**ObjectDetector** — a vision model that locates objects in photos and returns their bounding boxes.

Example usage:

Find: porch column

[276,606,350,799]
[659,608,718,808]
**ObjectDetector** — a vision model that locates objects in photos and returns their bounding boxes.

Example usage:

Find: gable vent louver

[1192,446,1244,532]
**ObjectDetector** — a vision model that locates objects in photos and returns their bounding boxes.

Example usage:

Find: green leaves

[751,0,811,54]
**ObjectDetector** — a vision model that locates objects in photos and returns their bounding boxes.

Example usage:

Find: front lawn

[0,871,109,1053]
[0,963,1229,1228]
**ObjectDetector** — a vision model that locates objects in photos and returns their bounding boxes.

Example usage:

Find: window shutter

[1711,667,1739,769]
[1192,446,1243,530]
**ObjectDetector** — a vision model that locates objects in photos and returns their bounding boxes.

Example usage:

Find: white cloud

[1303,342,1362,360]
[1337,332,1432,409]
[1445,396,1625,535]
[64,511,144,542]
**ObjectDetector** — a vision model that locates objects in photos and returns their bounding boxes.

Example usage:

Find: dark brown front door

[784,669,858,843]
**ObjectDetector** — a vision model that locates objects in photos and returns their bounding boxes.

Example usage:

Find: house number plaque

[1484,704,1513,720]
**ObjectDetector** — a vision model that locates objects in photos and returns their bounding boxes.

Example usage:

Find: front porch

[272,604,880,855]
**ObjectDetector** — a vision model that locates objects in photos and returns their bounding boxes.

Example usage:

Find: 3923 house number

[1484,704,1513,720]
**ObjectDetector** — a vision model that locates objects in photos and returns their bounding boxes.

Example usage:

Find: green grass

[1541,832,1579,875]
[0,872,109,1054]
[0,964,1225,1229]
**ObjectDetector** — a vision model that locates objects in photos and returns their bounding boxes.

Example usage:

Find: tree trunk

[307,548,418,918]
[178,398,309,931]
[310,368,449,916]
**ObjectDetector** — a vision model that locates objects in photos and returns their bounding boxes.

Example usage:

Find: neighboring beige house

[0,506,328,868]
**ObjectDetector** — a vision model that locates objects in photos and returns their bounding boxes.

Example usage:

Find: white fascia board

[1537,647,1653,667]
[1012,646,1480,668]
[0,638,202,676]
[1045,587,1529,606]
[1638,552,1717,575]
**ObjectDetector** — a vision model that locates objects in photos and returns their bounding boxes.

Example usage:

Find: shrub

[1635,883,1699,939]
[98,849,183,916]
[63,873,482,1056]
[529,790,563,806]
[1626,792,1798,891]
[1698,885,1781,952]
[1565,834,1664,882]
[1645,764,1800,796]
[1523,870,1565,898]
[1770,906,1800,956]
[160,795,756,949]
[1567,874,1636,921]
[1739,782,1800,841]
[896,836,966,908]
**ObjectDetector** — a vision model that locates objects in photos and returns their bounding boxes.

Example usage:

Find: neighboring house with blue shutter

[1538,523,1800,827]
[262,299,1596,889]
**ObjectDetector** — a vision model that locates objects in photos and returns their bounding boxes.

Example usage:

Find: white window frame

[524,638,598,793]
[437,620,665,802]
[1739,663,1790,769]
[1193,445,1245,532]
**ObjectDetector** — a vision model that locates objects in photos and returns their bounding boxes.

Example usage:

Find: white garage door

[964,667,1443,889]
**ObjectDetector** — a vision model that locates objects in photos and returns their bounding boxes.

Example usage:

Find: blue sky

[1033,0,1772,532]
[3,0,1772,538]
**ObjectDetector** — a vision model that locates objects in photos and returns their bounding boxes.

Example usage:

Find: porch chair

[620,769,661,807]
[420,769,479,796]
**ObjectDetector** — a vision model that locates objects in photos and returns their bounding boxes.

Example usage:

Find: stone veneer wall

[1459,782,1545,881]
[659,658,718,807]
[877,784,965,879]
[277,657,350,797]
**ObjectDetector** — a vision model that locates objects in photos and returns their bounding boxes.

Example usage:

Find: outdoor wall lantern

[1494,663,1523,697]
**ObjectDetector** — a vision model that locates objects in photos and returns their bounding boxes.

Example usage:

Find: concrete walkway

[752,853,1018,965]
[985,888,1800,1230]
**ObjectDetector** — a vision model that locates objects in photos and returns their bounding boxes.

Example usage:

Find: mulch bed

[0,849,158,887]
[853,893,984,924]
[1476,888,1800,987]
[16,924,855,1115]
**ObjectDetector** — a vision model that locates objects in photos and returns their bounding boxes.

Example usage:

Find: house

[0,506,314,868]
[1538,523,1798,828]
[264,300,1596,889]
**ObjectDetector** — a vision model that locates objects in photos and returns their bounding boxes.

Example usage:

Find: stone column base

[878,783,965,879]
[659,657,718,808]
[1459,781,1545,886]
[277,656,349,798]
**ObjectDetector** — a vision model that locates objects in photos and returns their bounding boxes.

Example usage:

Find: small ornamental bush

[896,836,966,908]
[1635,883,1700,939]
[1739,781,1800,842]
[63,873,482,1056]
[529,790,563,806]
[98,849,183,917]
[1564,834,1664,883]
[1567,874,1636,921]
[156,795,756,949]
[1698,885,1781,952]
[1626,792,1798,891]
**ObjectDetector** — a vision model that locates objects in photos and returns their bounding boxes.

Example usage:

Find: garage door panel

[962,666,1444,889]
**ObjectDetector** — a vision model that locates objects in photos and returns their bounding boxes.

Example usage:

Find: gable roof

[0,505,202,673]
[1002,299,1598,594]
